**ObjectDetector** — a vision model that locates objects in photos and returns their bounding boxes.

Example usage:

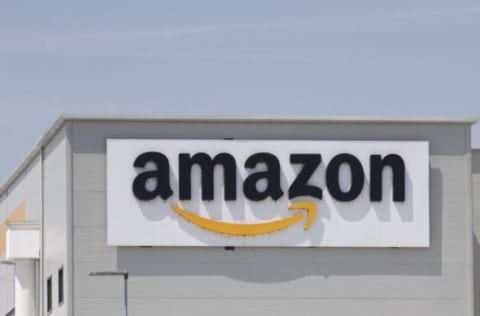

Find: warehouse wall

[42,125,72,316]
[473,148,480,316]
[72,120,473,316]
[0,154,42,316]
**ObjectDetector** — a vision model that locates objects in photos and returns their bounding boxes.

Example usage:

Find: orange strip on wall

[0,202,26,256]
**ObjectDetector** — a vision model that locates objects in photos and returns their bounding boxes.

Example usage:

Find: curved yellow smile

[170,202,316,236]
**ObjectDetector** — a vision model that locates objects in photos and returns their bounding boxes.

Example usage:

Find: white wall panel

[43,126,70,316]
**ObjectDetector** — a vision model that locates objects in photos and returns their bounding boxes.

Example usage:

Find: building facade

[473,146,480,315]
[0,116,478,316]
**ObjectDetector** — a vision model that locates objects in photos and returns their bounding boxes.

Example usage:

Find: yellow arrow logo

[170,202,316,236]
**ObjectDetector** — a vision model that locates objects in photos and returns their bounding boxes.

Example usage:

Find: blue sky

[0,1,479,183]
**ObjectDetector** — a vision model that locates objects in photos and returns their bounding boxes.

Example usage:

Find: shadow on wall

[116,168,443,283]
[474,234,480,316]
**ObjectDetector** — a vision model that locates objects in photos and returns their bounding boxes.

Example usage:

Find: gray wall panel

[75,262,465,299]
[473,150,480,174]
[72,121,469,155]
[473,149,480,316]
[76,298,466,316]
[72,191,105,227]
[116,246,442,264]
[72,120,473,316]
[72,154,105,192]
[73,226,115,264]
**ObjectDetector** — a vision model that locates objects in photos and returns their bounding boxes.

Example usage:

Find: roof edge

[59,114,478,124]
[0,114,478,195]
[0,116,67,194]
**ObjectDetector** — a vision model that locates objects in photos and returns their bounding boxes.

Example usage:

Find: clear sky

[0,1,479,183]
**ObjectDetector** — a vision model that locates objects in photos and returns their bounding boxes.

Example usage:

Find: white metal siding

[43,127,70,316]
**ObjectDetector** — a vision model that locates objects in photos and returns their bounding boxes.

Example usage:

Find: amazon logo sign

[107,139,429,247]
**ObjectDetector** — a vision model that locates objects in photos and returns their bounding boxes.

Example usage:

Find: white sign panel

[107,139,429,247]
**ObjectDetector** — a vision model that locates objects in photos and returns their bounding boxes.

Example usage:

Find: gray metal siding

[472,149,480,316]
[72,120,473,316]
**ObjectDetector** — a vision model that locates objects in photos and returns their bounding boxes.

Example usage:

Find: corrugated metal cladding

[0,116,479,316]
